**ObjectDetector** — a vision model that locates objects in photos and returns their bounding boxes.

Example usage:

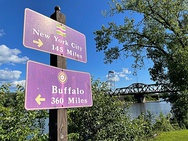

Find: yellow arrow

[33,39,43,47]
[35,94,45,105]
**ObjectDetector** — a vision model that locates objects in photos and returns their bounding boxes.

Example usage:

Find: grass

[149,130,188,141]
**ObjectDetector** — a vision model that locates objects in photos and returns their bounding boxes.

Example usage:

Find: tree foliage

[68,79,175,140]
[68,79,131,140]
[0,84,48,141]
[0,81,176,140]
[169,90,188,128]
[94,0,188,127]
[94,0,188,86]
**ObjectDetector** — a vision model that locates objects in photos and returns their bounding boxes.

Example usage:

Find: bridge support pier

[134,94,145,103]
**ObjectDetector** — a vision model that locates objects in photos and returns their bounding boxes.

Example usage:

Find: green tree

[68,79,144,141]
[0,84,48,141]
[169,90,188,128]
[94,0,188,127]
[154,112,174,132]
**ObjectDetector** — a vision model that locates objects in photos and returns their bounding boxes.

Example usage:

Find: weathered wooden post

[49,6,67,141]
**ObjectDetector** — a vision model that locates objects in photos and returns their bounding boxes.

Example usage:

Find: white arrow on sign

[33,39,43,47]
[35,94,45,105]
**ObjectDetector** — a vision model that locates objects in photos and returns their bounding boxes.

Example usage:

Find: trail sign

[25,60,92,110]
[23,8,87,63]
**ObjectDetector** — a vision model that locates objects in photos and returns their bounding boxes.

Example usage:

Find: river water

[128,100,172,119]
[44,100,171,133]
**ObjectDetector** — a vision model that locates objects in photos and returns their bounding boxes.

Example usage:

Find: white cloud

[125,76,132,80]
[0,69,26,89]
[107,74,120,82]
[0,45,29,65]
[11,80,26,88]
[119,72,126,77]
[0,69,21,81]
[122,68,131,74]
[0,29,5,37]
[106,68,132,82]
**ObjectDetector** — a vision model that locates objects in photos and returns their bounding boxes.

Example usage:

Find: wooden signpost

[23,6,92,141]
[50,6,67,141]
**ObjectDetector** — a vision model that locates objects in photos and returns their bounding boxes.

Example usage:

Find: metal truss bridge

[109,83,178,95]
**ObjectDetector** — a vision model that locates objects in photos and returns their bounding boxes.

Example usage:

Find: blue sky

[0,0,154,90]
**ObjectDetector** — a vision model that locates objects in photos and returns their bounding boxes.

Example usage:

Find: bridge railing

[110,83,178,95]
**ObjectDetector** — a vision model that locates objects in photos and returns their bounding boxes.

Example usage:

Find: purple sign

[25,60,92,110]
[23,8,87,63]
